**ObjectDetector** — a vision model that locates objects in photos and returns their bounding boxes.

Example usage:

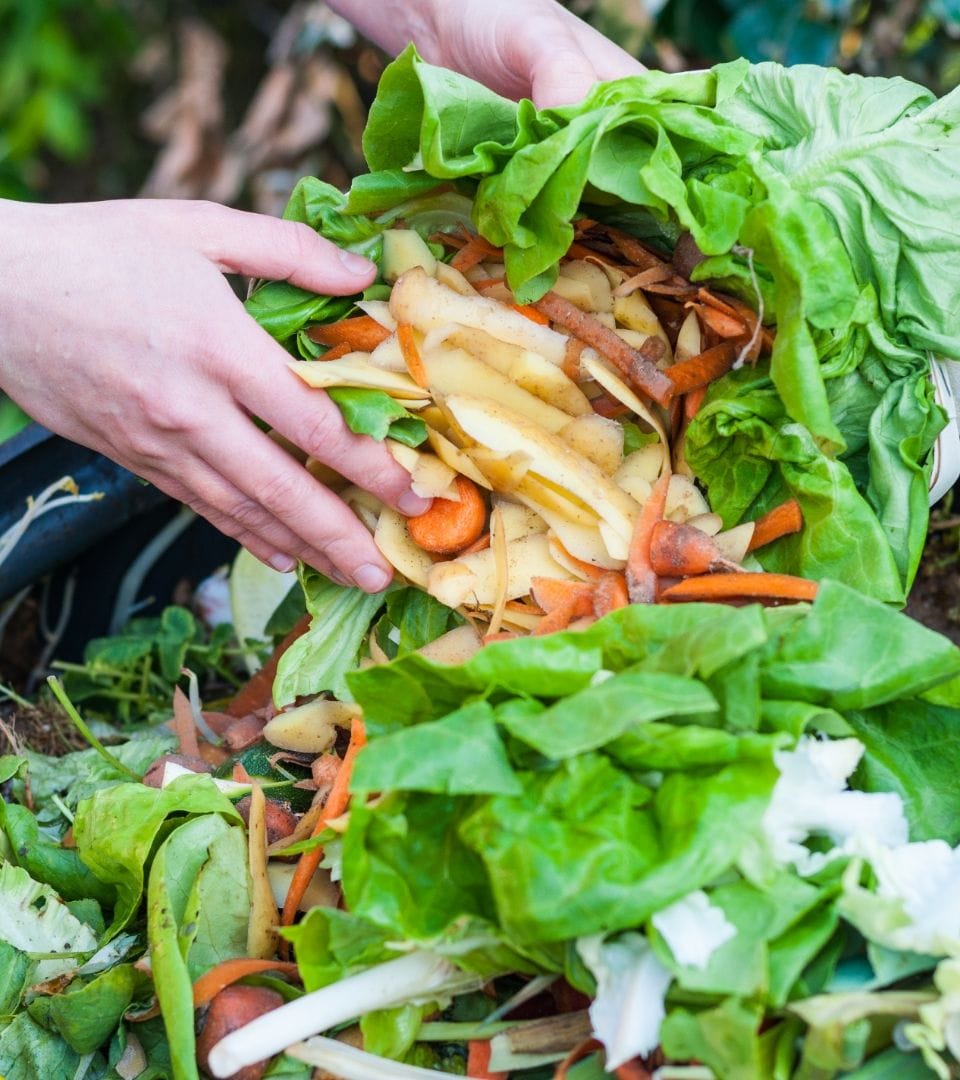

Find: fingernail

[338,248,375,275]
[398,490,432,516]
[268,554,296,573]
[353,564,390,592]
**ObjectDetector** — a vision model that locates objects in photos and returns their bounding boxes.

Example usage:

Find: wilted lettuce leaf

[326,387,427,447]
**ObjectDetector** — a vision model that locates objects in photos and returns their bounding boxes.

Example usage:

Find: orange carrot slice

[747,498,804,551]
[659,572,818,604]
[316,341,352,362]
[626,472,671,604]
[693,304,747,339]
[227,613,312,718]
[172,686,200,758]
[407,475,486,554]
[307,315,390,352]
[666,341,738,395]
[532,602,580,636]
[532,291,675,407]
[280,717,366,936]
[459,531,491,555]
[649,520,739,577]
[192,959,301,1009]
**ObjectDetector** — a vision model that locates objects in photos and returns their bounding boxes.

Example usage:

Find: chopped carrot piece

[227,613,311,717]
[511,303,551,325]
[666,341,738,395]
[466,1040,508,1080]
[612,264,673,296]
[307,315,390,352]
[317,341,352,361]
[396,322,429,389]
[591,392,633,419]
[695,287,741,319]
[684,386,707,421]
[650,520,739,577]
[532,291,675,407]
[529,577,596,616]
[408,475,486,554]
[659,572,818,604]
[748,498,804,551]
[474,277,507,291]
[451,233,502,273]
[626,472,671,605]
[280,717,366,936]
[429,230,467,250]
[593,571,629,617]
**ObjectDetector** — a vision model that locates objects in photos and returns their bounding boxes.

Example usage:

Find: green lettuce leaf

[273,569,387,706]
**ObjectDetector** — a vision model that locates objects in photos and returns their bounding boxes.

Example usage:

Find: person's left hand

[331,0,646,108]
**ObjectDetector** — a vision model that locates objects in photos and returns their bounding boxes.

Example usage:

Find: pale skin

[0,0,643,592]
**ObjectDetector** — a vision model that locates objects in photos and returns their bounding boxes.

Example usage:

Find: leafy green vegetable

[326,387,427,447]
[73,773,239,937]
[273,568,387,706]
[0,1013,83,1080]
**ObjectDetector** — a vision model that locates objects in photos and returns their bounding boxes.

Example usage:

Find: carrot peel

[659,572,818,604]
[649,520,740,577]
[626,473,671,604]
[307,314,390,352]
[192,959,301,1009]
[748,498,804,551]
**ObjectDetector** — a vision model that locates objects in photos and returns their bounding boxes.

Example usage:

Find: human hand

[332,0,645,108]
[0,197,431,591]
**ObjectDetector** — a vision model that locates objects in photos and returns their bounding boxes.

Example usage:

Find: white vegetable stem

[288,1035,486,1080]
[206,951,463,1077]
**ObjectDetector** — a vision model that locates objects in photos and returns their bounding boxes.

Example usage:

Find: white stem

[207,951,466,1078]
[288,1035,486,1079]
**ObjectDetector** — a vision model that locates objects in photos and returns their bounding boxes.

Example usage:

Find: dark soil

[904,505,960,645]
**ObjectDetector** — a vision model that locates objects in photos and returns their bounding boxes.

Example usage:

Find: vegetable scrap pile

[5,46,960,1080]
[289,218,814,634]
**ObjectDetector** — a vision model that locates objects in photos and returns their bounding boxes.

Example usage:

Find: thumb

[530,48,602,108]
[170,201,377,295]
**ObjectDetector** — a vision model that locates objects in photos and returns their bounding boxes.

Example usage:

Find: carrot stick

[659,572,818,604]
[626,472,671,604]
[466,1040,508,1080]
[192,959,301,1009]
[396,322,429,389]
[532,291,675,407]
[684,386,707,422]
[451,233,502,273]
[306,315,390,352]
[172,686,200,758]
[227,613,312,718]
[748,498,804,551]
[280,717,366,935]
[650,520,740,577]
[666,341,738,395]
[592,571,629,617]
[511,303,551,325]
[529,577,596,616]
[407,475,486,554]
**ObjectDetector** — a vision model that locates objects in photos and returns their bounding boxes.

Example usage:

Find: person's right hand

[0,197,431,591]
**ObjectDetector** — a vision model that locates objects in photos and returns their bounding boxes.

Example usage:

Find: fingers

[234,357,430,521]
[161,200,377,296]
